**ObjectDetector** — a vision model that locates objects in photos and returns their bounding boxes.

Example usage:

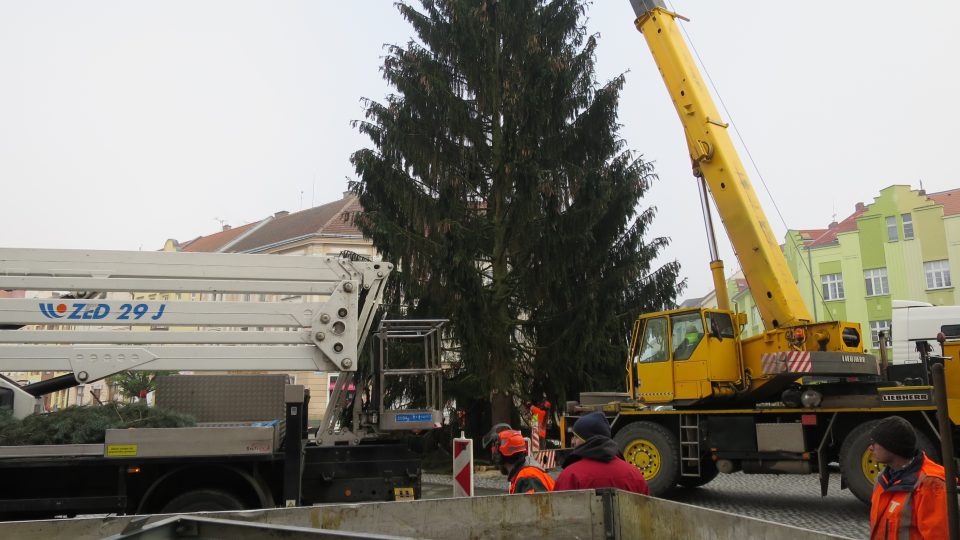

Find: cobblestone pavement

[667,472,868,539]
[423,471,869,539]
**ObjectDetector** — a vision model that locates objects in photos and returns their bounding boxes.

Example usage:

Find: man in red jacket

[554,411,649,495]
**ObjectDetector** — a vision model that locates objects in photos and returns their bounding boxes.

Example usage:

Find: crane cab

[628,308,745,405]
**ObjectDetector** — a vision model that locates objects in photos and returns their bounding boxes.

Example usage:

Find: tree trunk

[490,389,512,426]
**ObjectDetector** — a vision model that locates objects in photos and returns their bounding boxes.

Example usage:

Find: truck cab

[891,299,960,364]
[629,308,741,405]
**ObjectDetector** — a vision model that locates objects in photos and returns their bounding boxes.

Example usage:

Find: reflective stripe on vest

[870,470,926,540]
[896,471,931,540]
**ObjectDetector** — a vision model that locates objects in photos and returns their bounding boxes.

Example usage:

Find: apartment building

[690,185,960,353]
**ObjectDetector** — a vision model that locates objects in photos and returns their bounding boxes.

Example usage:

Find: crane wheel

[613,421,679,497]
[160,488,246,513]
[839,419,939,505]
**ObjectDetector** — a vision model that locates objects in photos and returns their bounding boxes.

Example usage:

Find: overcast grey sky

[1,1,957,298]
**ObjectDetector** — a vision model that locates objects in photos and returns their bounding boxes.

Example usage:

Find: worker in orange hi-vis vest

[868,416,947,540]
[527,401,550,449]
[482,424,554,494]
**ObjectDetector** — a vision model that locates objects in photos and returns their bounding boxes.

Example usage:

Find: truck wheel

[676,457,719,489]
[839,419,939,505]
[613,421,679,496]
[160,489,246,514]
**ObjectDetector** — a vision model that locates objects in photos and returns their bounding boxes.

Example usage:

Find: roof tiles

[178,195,365,254]
[800,187,960,248]
[181,222,260,253]
[229,196,363,253]
[927,187,960,216]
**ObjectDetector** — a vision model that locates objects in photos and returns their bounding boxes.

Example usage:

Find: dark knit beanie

[870,416,916,459]
[572,411,611,440]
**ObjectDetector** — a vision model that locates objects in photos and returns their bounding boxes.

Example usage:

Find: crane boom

[621,1,869,410]
[629,0,811,329]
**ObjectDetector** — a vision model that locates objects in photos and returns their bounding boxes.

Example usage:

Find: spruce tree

[107,371,169,401]
[351,0,683,427]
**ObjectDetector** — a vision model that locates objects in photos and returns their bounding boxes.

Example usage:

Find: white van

[890,299,960,364]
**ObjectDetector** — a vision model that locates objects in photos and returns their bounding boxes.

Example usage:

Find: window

[707,312,735,338]
[924,260,952,289]
[941,324,960,338]
[869,320,891,349]
[864,268,889,296]
[671,313,704,361]
[637,317,669,363]
[902,213,914,240]
[886,216,898,242]
[821,273,845,301]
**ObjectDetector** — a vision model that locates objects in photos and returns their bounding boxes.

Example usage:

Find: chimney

[274,210,290,218]
[222,224,232,232]
[855,202,865,212]
[343,191,353,199]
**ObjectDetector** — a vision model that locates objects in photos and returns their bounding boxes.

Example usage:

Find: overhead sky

[1,1,957,299]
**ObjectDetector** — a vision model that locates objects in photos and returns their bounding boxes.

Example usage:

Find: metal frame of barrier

[0,489,848,540]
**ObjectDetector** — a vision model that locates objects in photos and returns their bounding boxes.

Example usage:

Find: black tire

[676,457,719,489]
[613,421,679,497]
[160,488,246,514]
[839,419,940,505]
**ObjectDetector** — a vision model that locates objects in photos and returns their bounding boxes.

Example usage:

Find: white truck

[891,299,960,364]
[0,247,446,520]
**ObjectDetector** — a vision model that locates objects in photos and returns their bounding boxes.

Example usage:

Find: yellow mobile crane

[562,1,957,504]
[627,0,874,407]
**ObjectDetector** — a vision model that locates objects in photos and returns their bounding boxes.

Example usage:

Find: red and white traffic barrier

[536,449,557,469]
[530,425,540,453]
[525,436,557,470]
[452,431,473,497]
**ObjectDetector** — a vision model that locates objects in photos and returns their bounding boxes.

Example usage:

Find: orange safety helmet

[482,423,527,462]
[494,430,527,457]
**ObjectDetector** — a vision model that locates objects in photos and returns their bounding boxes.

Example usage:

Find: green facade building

[733,185,960,353]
